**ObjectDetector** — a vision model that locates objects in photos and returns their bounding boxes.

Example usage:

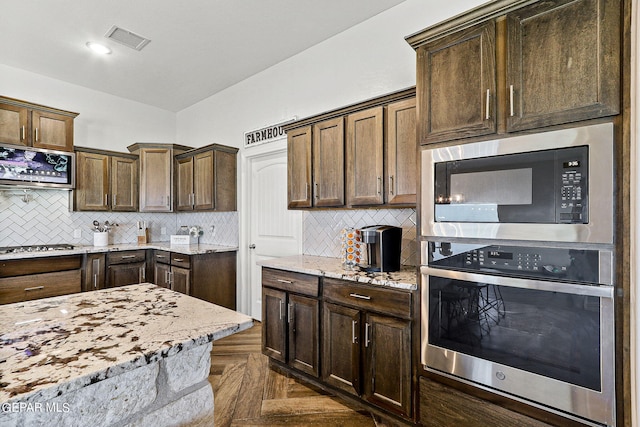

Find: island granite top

[259,255,417,291]
[0,284,252,404]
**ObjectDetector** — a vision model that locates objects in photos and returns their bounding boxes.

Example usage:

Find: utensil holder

[94,231,108,247]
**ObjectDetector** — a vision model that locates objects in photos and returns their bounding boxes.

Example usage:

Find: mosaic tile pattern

[303,208,417,266]
[0,190,238,248]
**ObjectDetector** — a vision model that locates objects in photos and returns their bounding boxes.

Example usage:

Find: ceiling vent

[104,25,151,51]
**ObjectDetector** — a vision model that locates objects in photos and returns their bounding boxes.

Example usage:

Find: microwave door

[434,148,581,224]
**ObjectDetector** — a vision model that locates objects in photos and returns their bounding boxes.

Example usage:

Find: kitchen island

[0,283,252,427]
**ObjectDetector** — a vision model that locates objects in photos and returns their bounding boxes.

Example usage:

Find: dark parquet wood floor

[209,322,399,426]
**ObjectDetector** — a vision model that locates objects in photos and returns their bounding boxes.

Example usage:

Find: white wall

[176,0,486,148]
[0,63,176,152]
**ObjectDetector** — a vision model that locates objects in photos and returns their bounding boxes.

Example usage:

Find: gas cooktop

[0,244,76,255]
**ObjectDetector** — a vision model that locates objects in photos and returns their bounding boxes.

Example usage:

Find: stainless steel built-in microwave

[421,123,614,244]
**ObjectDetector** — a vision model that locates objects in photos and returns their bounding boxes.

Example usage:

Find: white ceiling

[0,0,407,112]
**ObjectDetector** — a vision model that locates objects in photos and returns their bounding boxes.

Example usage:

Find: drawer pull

[173,258,185,262]
[24,286,45,292]
[121,255,136,259]
[277,279,293,284]
[349,293,371,300]
[156,255,167,259]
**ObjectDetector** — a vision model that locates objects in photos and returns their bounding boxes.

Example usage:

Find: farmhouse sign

[244,118,296,148]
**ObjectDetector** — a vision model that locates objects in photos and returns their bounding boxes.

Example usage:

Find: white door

[247,148,302,320]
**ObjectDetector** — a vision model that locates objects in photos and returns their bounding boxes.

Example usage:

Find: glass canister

[340,227,362,270]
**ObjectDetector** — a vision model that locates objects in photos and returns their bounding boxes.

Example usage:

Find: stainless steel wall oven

[420,123,617,426]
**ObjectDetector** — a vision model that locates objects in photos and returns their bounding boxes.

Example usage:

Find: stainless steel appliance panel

[421,123,614,243]
[421,265,615,426]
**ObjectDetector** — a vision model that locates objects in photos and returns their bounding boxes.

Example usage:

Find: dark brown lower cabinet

[0,255,82,304]
[262,268,320,377]
[83,253,106,291]
[152,249,237,309]
[322,278,412,418]
[190,251,236,310]
[106,250,148,288]
[153,250,190,294]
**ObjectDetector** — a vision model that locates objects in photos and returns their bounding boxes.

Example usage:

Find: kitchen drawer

[170,253,191,269]
[262,268,319,297]
[323,278,411,319]
[154,250,171,264]
[0,270,82,304]
[107,250,146,264]
[0,255,82,278]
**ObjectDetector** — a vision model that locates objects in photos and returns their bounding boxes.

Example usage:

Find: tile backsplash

[303,208,417,266]
[0,189,238,247]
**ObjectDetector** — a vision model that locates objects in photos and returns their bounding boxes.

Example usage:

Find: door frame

[238,137,303,317]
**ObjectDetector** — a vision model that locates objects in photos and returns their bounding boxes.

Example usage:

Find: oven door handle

[420,266,614,298]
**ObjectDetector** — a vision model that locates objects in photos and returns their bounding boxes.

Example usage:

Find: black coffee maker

[359,225,402,272]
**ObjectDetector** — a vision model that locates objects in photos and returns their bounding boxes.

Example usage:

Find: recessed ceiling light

[86,42,112,55]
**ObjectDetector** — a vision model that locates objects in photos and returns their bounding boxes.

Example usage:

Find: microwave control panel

[556,147,588,223]
[429,242,599,284]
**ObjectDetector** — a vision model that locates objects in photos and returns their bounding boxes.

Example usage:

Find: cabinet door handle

[279,300,284,320]
[349,293,371,300]
[21,126,25,141]
[509,85,515,117]
[93,273,98,289]
[34,127,38,142]
[277,279,293,284]
[352,320,358,344]
[104,194,108,206]
[485,89,491,120]
[377,176,382,195]
[112,194,117,206]
[24,286,45,292]
[305,182,309,200]
[364,322,371,348]
[314,182,319,200]
[142,267,146,282]
[389,176,394,195]
[287,303,293,324]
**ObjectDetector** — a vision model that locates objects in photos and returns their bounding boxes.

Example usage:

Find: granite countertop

[0,243,238,261]
[0,283,253,404]
[259,255,418,291]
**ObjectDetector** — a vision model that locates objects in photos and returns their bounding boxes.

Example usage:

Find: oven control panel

[429,242,600,284]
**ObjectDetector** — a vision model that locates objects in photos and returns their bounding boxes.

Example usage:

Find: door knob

[249,244,256,249]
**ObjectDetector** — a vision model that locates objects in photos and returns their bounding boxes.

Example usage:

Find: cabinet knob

[249,244,256,249]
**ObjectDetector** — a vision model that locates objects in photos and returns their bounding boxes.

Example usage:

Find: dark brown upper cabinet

[174,144,238,212]
[285,87,416,210]
[287,126,313,208]
[312,117,345,207]
[505,0,620,132]
[386,98,417,205]
[407,0,620,144]
[347,106,384,206]
[416,20,496,144]
[0,96,78,152]
[74,147,138,212]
